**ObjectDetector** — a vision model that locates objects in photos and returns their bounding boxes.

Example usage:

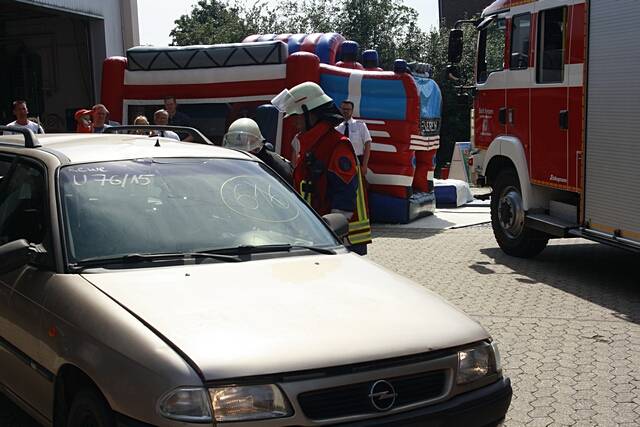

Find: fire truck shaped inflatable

[101,33,442,224]
[448,0,640,256]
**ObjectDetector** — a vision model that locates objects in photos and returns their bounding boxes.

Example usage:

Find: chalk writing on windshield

[70,173,154,187]
[220,175,299,222]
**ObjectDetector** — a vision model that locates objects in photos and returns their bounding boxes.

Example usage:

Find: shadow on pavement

[372,227,445,240]
[480,241,640,324]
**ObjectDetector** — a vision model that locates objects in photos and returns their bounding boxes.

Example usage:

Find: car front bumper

[333,377,512,427]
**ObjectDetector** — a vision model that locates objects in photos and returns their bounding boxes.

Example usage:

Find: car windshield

[59,158,339,263]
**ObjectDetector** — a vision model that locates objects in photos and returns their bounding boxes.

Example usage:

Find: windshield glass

[59,158,339,262]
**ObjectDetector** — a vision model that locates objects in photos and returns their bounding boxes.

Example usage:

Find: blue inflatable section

[255,104,279,147]
[369,192,436,223]
[315,33,341,64]
[361,79,406,120]
[414,76,442,119]
[319,74,349,107]
[320,74,406,120]
[287,34,307,55]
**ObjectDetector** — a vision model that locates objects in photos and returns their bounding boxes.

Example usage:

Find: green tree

[170,0,428,69]
[170,0,255,45]
[335,0,427,68]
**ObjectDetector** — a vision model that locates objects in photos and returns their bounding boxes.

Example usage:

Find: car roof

[0,133,252,164]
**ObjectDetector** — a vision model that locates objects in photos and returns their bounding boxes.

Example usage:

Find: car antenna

[155,138,161,147]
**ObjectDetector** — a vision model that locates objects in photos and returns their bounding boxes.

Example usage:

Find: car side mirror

[448,29,464,64]
[322,213,349,239]
[0,239,47,273]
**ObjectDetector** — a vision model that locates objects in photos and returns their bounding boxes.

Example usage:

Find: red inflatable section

[317,64,422,197]
[281,52,321,160]
[101,57,127,123]
[244,33,345,66]
[335,61,364,70]
[300,33,323,54]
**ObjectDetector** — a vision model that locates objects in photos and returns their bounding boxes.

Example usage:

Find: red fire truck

[448,0,640,257]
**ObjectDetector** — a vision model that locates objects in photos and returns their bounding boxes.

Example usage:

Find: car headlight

[456,341,501,385]
[209,384,293,422]
[158,387,212,422]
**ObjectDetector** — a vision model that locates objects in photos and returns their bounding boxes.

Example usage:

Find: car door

[0,156,56,421]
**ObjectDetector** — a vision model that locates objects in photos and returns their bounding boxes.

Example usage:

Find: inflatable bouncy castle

[100,33,442,223]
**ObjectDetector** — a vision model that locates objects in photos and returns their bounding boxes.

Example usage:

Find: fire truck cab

[449,0,640,257]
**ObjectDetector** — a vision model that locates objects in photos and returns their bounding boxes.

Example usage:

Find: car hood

[83,253,488,380]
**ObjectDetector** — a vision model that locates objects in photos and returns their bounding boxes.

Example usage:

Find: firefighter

[271,82,371,254]
[223,118,293,184]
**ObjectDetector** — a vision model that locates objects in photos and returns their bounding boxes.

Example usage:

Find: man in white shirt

[336,100,371,176]
[3,100,45,135]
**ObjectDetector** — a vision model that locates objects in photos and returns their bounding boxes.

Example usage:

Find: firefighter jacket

[255,146,293,185]
[293,121,372,246]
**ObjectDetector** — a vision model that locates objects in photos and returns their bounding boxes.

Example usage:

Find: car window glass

[510,14,531,69]
[126,101,265,145]
[0,155,14,186]
[537,7,566,83]
[59,158,339,262]
[0,160,48,246]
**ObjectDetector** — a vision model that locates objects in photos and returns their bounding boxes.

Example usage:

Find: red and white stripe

[410,134,440,151]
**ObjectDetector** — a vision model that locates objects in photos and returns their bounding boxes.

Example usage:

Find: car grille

[297,370,447,420]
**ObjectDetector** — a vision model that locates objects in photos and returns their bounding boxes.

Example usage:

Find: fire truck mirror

[448,29,464,64]
[447,65,461,81]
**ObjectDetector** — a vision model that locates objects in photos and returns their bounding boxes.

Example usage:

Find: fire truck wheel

[491,170,549,258]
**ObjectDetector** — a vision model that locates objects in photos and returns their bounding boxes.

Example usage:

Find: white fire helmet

[222,118,264,153]
[271,82,334,118]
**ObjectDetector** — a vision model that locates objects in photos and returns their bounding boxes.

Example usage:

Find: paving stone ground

[369,224,640,426]
[2,224,639,426]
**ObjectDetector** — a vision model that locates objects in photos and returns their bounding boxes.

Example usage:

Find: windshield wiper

[212,244,337,256]
[69,251,242,271]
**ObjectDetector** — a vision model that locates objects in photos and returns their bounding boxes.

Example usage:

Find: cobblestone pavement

[369,224,640,426]
[2,225,639,426]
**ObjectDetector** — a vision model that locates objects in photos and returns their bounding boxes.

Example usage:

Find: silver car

[0,127,511,426]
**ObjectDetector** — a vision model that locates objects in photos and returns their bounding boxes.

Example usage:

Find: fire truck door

[530,6,570,188]
[506,13,532,153]
[474,16,507,150]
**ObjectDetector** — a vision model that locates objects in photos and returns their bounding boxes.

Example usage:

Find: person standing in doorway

[3,100,45,135]
[163,96,193,141]
[336,100,372,177]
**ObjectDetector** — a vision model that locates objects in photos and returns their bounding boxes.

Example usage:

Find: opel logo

[368,380,397,411]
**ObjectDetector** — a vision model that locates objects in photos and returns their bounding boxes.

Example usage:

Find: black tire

[491,170,548,258]
[66,388,115,427]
